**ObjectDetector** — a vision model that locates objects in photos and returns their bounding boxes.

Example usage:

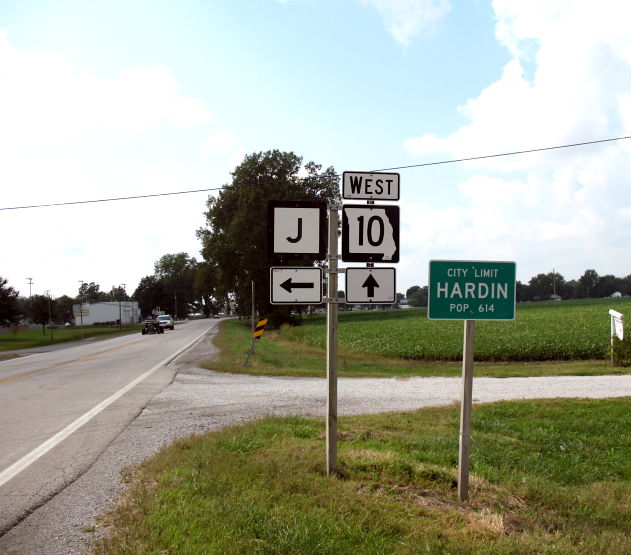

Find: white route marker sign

[341,204,400,263]
[267,200,326,261]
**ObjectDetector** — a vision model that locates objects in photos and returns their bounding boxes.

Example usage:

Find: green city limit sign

[428,260,516,320]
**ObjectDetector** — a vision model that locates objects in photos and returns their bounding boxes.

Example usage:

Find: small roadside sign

[267,200,326,261]
[609,309,624,340]
[342,204,400,263]
[270,267,323,304]
[252,318,268,338]
[428,260,516,320]
[345,267,396,304]
[342,171,400,201]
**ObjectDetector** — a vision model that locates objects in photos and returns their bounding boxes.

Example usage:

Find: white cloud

[200,130,241,153]
[0,32,228,297]
[200,130,246,172]
[0,30,211,151]
[360,0,451,45]
[400,2,631,283]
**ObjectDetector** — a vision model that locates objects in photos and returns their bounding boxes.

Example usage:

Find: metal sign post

[243,318,268,367]
[326,205,339,476]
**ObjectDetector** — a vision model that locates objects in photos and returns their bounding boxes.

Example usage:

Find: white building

[72,301,141,326]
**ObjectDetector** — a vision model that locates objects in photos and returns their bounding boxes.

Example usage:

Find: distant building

[72,301,141,325]
[610,291,623,298]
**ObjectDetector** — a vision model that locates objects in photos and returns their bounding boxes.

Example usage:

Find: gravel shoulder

[1,327,630,554]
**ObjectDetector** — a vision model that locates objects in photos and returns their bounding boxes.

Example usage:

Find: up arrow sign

[345,267,396,304]
[362,273,379,297]
[281,278,315,293]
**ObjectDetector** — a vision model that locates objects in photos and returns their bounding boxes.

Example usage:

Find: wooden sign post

[428,260,516,501]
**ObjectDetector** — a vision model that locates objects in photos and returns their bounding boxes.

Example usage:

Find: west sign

[428,260,516,320]
[342,171,400,201]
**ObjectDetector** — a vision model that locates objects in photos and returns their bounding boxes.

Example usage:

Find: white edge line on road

[0,324,214,489]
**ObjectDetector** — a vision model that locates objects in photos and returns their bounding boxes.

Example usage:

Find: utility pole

[44,290,53,341]
[79,280,85,339]
[326,205,340,476]
[27,278,33,317]
[119,283,126,331]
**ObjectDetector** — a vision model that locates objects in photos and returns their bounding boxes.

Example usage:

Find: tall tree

[78,282,107,303]
[193,261,217,317]
[579,269,599,299]
[28,294,56,334]
[197,150,340,327]
[0,277,21,327]
[55,295,75,324]
[593,274,621,298]
[107,285,129,301]
[528,271,565,300]
[133,276,167,317]
[406,285,421,298]
[154,253,197,319]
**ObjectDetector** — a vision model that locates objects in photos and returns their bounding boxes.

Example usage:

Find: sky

[1,0,630,301]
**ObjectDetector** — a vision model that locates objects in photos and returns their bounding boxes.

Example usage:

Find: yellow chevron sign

[253,318,268,338]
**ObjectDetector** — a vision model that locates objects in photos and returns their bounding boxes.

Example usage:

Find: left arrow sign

[280,278,315,293]
[270,267,323,305]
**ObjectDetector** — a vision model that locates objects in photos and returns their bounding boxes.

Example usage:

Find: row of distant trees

[0,277,134,332]
[0,253,222,330]
[403,269,631,307]
[516,269,631,301]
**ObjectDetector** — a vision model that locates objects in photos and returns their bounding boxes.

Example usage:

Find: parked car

[157,314,175,330]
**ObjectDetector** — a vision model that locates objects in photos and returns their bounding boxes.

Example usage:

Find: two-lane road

[0,318,217,535]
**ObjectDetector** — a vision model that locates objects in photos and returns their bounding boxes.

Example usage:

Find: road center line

[0,340,145,386]
[0,325,212,489]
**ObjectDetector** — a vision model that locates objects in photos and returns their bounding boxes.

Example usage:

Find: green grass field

[93,398,631,554]
[281,297,631,362]
[204,318,623,378]
[0,325,143,353]
[202,298,631,378]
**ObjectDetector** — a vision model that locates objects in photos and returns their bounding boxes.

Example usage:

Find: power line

[371,135,630,172]
[1,187,227,211]
[1,135,628,211]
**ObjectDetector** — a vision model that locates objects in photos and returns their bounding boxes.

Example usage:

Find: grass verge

[202,318,625,378]
[93,398,631,554]
[0,325,144,352]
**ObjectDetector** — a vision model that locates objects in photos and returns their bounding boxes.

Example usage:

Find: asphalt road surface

[0,319,629,554]
[0,319,216,542]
